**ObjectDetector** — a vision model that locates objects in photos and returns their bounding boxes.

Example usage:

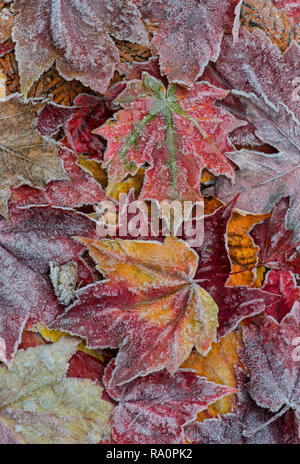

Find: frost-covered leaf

[95,73,243,202]
[53,236,219,386]
[275,0,300,22]
[136,0,242,87]
[185,369,299,444]
[193,200,279,338]
[182,331,241,419]
[212,90,300,243]
[0,95,67,217]
[0,8,14,43]
[0,337,113,444]
[215,27,300,120]
[102,359,235,444]
[262,270,299,323]
[8,147,105,209]
[241,303,300,417]
[240,0,300,51]
[12,0,149,98]
[52,202,279,385]
[0,206,95,366]
[250,198,300,274]
[37,88,124,159]
[49,261,77,306]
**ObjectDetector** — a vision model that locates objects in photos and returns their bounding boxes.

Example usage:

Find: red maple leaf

[51,200,278,386]
[95,72,244,202]
[12,0,149,97]
[185,368,299,444]
[135,0,242,87]
[241,304,300,421]
[262,270,299,323]
[103,358,236,444]
[37,87,124,159]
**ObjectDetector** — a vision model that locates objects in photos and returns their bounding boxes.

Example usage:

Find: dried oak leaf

[95,72,243,202]
[102,358,235,444]
[0,95,67,217]
[12,0,150,99]
[52,201,278,385]
[241,303,300,422]
[53,235,219,386]
[0,337,113,444]
[250,198,300,274]
[0,206,95,366]
[135,0,242,87]
[184,368,299,444]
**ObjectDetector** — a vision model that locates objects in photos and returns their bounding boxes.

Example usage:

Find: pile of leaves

[0,0,299,444]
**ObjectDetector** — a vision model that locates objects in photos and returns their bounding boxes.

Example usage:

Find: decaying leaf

[0,337,112,444]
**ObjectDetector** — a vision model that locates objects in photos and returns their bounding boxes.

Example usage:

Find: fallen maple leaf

[185,368,299,444]
[102,358,236,444]
[37,87,125,159]
[212,89,300,243]
[0,337,113,444]
[136,0,242,87]
[52,201,279,385]
[0,206,95,366]
[250,198,300,274]
[241,303,300,424]
[95,72,244,202]
[11,0,150,98]
[0,95,67,217]
[262,270,299,323]
[53,236,219,386]
[193,200,279,338]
